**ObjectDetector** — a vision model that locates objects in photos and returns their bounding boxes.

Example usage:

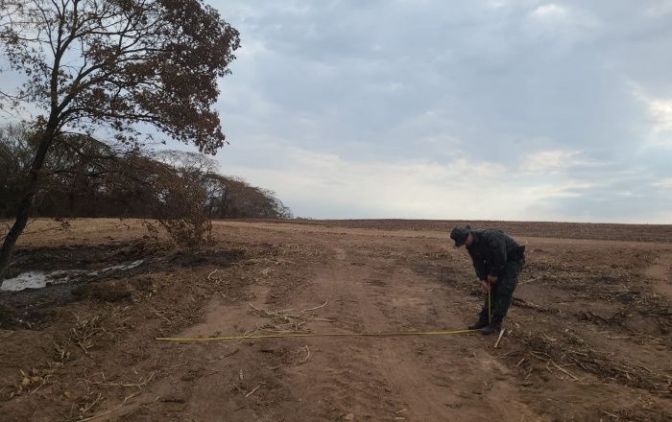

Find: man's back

[467,229,525,278]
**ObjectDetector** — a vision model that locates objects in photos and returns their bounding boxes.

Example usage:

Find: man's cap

[450,225,472,247]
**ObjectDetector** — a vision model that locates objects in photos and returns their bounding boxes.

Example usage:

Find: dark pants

[479,258,525,326]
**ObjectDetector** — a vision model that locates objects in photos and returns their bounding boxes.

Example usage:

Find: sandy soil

[1,219,671,422]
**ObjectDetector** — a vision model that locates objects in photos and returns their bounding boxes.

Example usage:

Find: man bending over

[450,225,526,335]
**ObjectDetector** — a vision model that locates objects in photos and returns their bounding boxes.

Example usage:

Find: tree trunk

[0,126,56,283]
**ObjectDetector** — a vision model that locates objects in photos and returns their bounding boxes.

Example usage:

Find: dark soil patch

[0,246,247,329]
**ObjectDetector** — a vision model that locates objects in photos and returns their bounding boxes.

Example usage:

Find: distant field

[4,217,671,243]
[287,218,672,243]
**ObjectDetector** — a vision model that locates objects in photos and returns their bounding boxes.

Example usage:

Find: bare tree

[0,0,239,280]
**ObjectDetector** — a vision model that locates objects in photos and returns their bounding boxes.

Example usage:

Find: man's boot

[468,317,488,330]
[481,324,501,335]
[481,320,502,336]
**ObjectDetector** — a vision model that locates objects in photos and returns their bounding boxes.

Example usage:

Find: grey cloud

[212,0,672,221]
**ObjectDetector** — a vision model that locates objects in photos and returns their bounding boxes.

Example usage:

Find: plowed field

[1,219,671,421]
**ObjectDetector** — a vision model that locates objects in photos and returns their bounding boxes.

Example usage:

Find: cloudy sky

[203,0,672,223]
[2,1,670,223]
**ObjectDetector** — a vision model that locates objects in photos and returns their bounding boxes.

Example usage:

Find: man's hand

[480,280,490,292]
[487,275,498,284]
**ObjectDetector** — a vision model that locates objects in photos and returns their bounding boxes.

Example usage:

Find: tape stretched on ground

[156,293,492,343]
[156,328,478,342]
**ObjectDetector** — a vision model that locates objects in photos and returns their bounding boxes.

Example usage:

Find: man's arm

[470,252,488,281]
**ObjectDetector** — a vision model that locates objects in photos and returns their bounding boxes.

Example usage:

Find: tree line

[0,123,292,220]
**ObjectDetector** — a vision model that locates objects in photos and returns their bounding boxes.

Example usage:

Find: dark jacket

[466,230,525,279]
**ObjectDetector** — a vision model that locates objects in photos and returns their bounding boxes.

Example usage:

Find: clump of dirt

[71,282,132,302]
[163,248,246,268]
[0,303,58,329]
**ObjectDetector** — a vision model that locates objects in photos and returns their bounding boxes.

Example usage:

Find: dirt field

[1,219,671,422]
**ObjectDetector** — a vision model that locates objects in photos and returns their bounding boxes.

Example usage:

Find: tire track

[273,241,540,421]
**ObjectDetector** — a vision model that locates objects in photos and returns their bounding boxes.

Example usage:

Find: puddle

[1,271,51,291]
[1,260,145,292]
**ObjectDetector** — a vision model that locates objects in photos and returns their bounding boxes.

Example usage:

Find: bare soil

[1,219,671,422]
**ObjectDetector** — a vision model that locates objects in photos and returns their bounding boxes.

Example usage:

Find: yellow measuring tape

[156,328,477,342]
[156,285,494,343]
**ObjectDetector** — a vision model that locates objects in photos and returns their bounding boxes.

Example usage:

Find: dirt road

[1,220,671,421]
